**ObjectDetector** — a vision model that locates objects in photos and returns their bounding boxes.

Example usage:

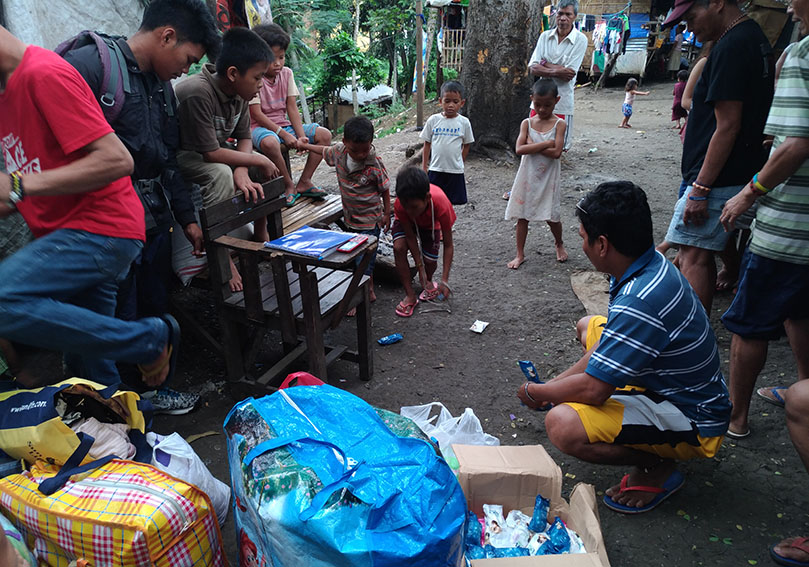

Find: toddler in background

[672,69,689,129]
[619,78,649,129]
[505,78,567,267]
[420,81,475,205]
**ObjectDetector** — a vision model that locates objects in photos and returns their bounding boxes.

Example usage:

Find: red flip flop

[395,300,418,317]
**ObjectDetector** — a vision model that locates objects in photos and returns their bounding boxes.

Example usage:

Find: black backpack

[55,30,173,122]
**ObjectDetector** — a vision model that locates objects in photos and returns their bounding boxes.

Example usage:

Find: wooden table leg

[297,263,328,381]
[356,282,373,381]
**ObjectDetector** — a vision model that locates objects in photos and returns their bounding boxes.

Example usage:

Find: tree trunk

[461,0,544,151]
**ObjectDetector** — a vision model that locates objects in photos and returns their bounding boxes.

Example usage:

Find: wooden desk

[210,231,377,383]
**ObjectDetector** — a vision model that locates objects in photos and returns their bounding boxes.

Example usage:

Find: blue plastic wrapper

[493,547,531,558]
[465,511,482,548]
[545,516,571,554]
[466,545,486,560]
[518,360,541,383]
[528,494,550,533]
[377,333,403,345]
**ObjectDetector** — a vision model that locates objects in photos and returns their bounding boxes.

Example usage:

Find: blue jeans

[0,229,167,386]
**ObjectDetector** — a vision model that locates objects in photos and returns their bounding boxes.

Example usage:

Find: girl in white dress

[506,79,567,268]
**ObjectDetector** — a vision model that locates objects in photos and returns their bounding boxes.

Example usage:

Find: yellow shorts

[565,386,724,460]
[585,315,607,350]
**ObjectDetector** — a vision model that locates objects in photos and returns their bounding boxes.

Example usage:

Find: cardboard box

[453,444,610,567]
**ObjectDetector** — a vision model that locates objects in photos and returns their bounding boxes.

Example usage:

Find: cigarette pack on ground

[453,444,610,567]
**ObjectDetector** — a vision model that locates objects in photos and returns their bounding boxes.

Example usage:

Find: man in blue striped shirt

[518,181,730,514]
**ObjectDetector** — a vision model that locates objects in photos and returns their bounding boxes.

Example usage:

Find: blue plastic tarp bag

[224,384,467,567]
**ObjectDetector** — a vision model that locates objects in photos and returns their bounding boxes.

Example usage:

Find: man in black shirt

[662,0,773,312]
[64,0,220,414]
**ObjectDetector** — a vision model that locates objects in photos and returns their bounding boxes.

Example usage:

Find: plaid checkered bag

[0,459,227,567]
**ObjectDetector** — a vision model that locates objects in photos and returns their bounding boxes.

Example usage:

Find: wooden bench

[194,178,373,386]
[282,193,343,234]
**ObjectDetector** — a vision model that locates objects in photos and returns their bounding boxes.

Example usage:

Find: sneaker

[141,388,200,415]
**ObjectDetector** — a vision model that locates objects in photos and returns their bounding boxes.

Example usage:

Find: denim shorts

[252,123,319,149]
[665,184,754,251]
[721,249,809,340]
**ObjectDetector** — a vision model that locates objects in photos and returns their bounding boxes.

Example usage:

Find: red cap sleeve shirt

[394,184,456,235]
[0,46,144,240]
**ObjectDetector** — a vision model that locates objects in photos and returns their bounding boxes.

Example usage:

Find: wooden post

[416,0,424,127]
[436,8,444,94]
[351,0,362,114]
[283,21,312,123]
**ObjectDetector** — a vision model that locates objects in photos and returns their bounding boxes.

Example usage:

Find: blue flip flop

[770,537,809,566]
[757,386,787,408]
[603,469,685,514]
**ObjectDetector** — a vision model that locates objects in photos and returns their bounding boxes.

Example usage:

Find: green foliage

[312,30,385,103]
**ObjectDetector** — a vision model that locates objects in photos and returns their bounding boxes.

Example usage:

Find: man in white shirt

[529,0,588,150]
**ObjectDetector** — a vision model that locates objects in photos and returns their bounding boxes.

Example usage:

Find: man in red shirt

[0,25,177,388]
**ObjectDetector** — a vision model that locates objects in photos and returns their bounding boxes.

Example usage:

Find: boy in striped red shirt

[303,116,390,308]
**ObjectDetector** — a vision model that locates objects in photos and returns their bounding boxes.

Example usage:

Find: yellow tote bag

[0,378,146,466]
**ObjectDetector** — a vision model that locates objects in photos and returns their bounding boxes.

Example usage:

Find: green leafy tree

[312,30,385,104]
[364,0,416,100]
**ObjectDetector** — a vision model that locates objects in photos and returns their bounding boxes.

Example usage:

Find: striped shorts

[569,316,724,460]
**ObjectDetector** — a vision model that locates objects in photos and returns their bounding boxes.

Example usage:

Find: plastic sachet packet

[482,504,513,548]
[465,511,483,548]
[535,517,571,555]
[518,360,540,383]
[505,509,532,548]
[487,545,531,558]
[528,493,550,533]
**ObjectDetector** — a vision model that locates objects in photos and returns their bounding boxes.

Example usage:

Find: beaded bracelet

[751,173,770,195]
[692,182,712,193]
[7,172,24,208]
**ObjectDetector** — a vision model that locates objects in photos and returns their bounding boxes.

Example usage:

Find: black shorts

[721,249,809,340]
[428,171,467,205]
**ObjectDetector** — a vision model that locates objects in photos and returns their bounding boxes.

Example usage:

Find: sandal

[603,469,685,514]
[770,536,809,566]
[419,285,440,301]
[285,192,300,207]
[395,300,418,317]
[757,386,787,408]
[299,186,327,199]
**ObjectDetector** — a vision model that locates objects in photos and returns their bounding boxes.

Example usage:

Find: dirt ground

[159,80,806,566]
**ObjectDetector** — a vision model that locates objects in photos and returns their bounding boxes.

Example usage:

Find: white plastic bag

[146,432,231,526]
[400,403,499,469]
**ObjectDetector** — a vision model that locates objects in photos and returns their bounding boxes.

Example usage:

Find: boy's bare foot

[556,243,568,262]
[507,255,526,269]
[369,288,377,302]
[715,268,737,292]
